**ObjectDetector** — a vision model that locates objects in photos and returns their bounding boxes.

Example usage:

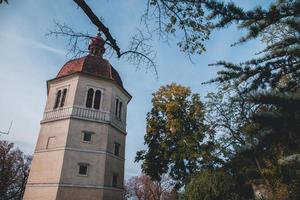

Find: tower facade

[24,35,131,200]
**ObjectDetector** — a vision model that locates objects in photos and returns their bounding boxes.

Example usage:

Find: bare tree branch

[141,0,211,62]
[159,0,194,62]
[73,0,121,57]
[48,0,158,77]
[47,21,90,58]
[121,29,157,76]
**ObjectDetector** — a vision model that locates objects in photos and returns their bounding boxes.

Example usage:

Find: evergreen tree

[141,0,300,197]
[185,170,252,200]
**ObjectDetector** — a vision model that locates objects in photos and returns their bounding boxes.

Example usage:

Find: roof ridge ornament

[88,33,105,57]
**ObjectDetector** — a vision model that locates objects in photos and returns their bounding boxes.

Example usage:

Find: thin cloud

[0,32,66,56]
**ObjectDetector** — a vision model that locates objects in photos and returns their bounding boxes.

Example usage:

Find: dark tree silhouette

[0,141,32,200]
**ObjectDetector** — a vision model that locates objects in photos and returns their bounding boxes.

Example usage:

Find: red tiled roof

[57,55,123,87]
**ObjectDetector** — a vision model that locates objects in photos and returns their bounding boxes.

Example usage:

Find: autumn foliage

[0,141,31,200]
[125,174,175,200]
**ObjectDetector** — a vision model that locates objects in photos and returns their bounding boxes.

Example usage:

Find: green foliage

[146,0,210,55]
[203,0,300,197]
[147,0,299,91]
[185,170,248,200]
[143,0,300,198]
[251,93,300,199]
[135,83,212,188]
[251,92,300,154]
[205,87,300,198]
[205,0,300,92]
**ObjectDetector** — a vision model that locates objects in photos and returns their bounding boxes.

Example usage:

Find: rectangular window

[54,90,61,109]
[115,98,123,121]
[118,102,122,120]
[60,88,67,107]
[78,163,89,176]
[112,173,118,187]
[54,87,68,109]
[114,142,120,156]
[46,137,55,149]
[115,98,119,117]
[82,131,93,143]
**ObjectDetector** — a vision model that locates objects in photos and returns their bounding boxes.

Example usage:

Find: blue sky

[0,0,271,179]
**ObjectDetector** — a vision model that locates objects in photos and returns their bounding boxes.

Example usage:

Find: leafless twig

[47,0,158,77]
[47,21,90,58]
[121,29,157,76]
[141,0,211,62]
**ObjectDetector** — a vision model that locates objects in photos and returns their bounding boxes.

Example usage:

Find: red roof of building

[57,55,123,87]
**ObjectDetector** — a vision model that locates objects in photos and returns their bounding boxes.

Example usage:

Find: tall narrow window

[93,90,101,110]
[86,88,94,108]
[115,99,119,117]
[112,173,118,187]
[60,88,67,107]
[118,102,122,120]
[54,90,61,109]
[114,142,120,156]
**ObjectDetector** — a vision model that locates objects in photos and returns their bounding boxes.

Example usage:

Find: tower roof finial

[88,33,105,57]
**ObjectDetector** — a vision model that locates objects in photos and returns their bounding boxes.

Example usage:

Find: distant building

[24,34,131,200]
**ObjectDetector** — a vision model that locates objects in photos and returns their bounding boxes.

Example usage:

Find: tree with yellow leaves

[136,83,215,188]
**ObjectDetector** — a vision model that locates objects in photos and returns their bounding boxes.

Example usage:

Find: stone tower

[24,34,131,200]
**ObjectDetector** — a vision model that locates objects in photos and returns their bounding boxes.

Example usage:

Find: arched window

[60,88,67,107]
[54,90,61,109]
[118,102,122,120]
[115,99,119,117]
[93,90,101,110]
[86,88,94,108]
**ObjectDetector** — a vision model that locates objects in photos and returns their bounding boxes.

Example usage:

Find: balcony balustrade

[42,106,126,130]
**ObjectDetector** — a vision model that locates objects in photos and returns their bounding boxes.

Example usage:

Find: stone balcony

[41,106,126,131]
